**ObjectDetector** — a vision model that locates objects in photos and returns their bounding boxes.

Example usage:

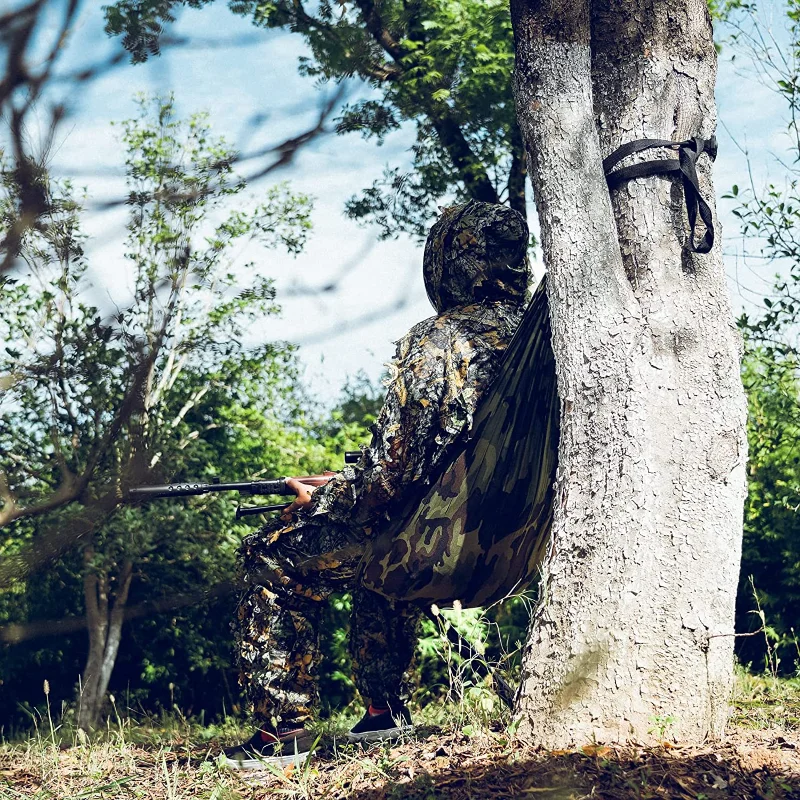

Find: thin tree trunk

[78,552,133,731]
[508,123,528,217]
[95,560,132,701]
[78,547,106,731]
[511,0,747,745]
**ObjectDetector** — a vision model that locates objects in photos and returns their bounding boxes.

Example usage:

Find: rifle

[127,451,361,519]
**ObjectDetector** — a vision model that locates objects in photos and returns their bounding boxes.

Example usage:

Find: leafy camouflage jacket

[303,200,531,538]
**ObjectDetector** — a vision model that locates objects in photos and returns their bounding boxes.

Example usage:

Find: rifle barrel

[128,478,288,501]
[127,451,363,503]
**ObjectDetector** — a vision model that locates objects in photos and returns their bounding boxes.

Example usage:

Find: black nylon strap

[603,135,718,254]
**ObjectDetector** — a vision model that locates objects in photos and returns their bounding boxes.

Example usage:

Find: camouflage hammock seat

[360,278,560,609]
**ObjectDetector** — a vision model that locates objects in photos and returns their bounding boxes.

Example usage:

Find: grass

[1,670,799,799]
[731,665,800,731]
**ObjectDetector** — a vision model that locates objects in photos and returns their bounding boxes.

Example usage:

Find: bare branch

[0,578,237,644]
[352,0,405,61]
[0,490,119,589]
[88,87,345,214]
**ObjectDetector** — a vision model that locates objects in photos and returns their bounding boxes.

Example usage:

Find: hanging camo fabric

[360,205,560,609]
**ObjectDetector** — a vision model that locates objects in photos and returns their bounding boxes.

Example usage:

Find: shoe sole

[346,724,414,744]
[223,751,310,771]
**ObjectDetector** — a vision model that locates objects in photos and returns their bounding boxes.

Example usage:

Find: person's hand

[280,478,317,521]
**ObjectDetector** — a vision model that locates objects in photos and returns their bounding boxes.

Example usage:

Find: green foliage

[729,182,800,361]
[319,370,384,448]
[104,0,523,238]
[0,96,321,728]
[708,0,755,23]
[318,592,357,715]
[104,1,212,63]
[736,350,800,672]
[722,3,800,674]
[103,1,753,235]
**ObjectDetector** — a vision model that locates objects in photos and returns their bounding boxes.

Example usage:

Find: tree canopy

[105,0,523,238]
[0,96,341,729]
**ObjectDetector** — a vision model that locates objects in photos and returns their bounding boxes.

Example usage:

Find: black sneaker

[346,704,414,744]
[222,725,315,770]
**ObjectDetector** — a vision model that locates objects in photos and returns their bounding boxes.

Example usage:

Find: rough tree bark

[510,0,748,744]
[77,548,133,731]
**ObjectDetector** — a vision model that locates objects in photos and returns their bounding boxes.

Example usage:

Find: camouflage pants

[234,517,421,727]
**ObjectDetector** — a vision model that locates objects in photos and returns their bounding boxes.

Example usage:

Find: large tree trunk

[510,0,748,745]
[78,550,132,731]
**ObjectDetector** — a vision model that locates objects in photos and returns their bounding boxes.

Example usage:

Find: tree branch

[82,545,103,641]
[351,0,499,204]
[98,559,134,683]
[0,469,18,521]
[0,579,237,644]
[293,0,400,82]
[0,491,119,589]
[352,0,405,61]
[0,354,148,527]
[428,115,501,203]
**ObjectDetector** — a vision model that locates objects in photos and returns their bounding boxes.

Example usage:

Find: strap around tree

[603,136,718,254]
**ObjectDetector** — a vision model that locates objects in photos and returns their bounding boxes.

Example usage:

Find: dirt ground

[2,674,799,799]
[310,725,800,800]
[1,722,798,799]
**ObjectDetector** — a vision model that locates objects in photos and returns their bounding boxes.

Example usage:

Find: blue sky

[14,0,796,404]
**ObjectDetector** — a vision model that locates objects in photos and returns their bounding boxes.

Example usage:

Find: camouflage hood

[423,200,531,313]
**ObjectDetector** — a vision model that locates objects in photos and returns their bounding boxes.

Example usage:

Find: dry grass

[1,670,799,800]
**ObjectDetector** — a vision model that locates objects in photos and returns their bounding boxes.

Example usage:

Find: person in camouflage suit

[224,200,531,769]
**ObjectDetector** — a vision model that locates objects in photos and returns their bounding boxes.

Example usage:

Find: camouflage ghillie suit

[235,200,531,727]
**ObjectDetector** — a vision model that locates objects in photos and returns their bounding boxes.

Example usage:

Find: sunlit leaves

[0,95,329,724]
[104,0,520,238]
[708,0,755,23]
[722,1,800,672]
[737,349,800,670]
[114,95,312,366]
